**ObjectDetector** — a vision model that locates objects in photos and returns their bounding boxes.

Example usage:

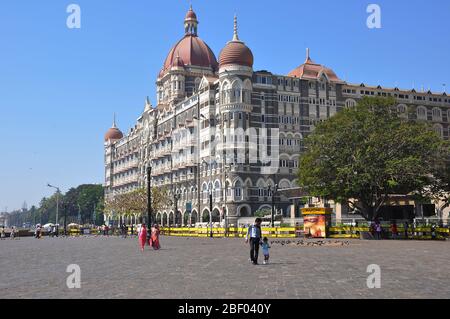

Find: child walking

[261,237,271,265]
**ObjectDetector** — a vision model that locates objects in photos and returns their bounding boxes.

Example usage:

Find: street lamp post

[223,164,231,237]
[147,166,152,228]
[47,184,60,226]
[174,193,180,226]
[222,116,229,238]
[63,203,68,236]
[77,203,82,225]
[202,159,214,238]
[269,184,278,227]
[192,100,203,234]
[209,190,213,238]
[147,166,152,245]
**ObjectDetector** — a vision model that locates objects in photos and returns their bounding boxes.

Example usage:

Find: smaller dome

[185,6,197,21]
[105,115,123,142]
[105,127,123,142]
[219,41,253,68]
[219,16,253,68]
[172,53,185,68]
[288,48,342,82]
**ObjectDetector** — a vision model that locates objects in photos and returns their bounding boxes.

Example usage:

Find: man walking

[245,218,263,265]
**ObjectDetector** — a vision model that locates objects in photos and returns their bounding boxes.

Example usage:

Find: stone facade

[104,8,450,226]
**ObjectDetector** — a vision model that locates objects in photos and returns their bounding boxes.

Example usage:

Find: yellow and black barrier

[52,225,449,240]
[160,227,298,238]
[329,226,449,240]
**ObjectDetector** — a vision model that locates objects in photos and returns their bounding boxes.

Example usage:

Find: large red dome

[160,35,218,76]
[158,7,218,77]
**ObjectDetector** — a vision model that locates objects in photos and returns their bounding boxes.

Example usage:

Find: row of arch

[345,99,449,122]
[220,77,253,105]
[154,203,276,226]
[172,178,296,196]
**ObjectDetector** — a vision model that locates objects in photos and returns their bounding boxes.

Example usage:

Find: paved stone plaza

[1,236,449,299]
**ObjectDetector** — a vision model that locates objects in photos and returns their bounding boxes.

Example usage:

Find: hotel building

[104,7,449,225]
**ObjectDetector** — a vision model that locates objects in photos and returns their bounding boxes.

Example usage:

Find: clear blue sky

[0,0,449,211]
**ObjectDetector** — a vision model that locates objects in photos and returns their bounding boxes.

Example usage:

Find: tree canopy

[298,96,449,221]
[7,184,104,227]
[103,186,170,221]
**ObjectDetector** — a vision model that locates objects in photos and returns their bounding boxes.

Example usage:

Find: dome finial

[112,113,117,128]
[233,14,239,41]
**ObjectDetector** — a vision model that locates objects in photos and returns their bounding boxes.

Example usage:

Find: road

[1,236,449,299]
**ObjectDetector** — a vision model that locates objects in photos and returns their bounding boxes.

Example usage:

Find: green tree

[298,96,448,221]
[38,195,58,224]
[419,159,450,219]
[254,209,271,218]
[76,184,104,224]
[61,184,104,224]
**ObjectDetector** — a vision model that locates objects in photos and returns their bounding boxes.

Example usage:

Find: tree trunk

[357,201,376,221]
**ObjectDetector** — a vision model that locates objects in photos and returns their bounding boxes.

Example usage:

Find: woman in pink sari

[138,224,147,252]
[150,224,161,250]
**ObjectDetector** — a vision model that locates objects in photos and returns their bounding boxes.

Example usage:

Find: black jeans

[250,238,260,263]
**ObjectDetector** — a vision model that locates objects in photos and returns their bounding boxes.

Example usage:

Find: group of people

[119,223,136,238]
[99,225,109,236]
[49,225,59,237]
[0,226,18,240]
[370,220,384,240]
[370,220,412,240]
[138,224,161,252]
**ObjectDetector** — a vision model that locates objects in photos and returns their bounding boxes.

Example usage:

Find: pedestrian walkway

[0,237,449,298]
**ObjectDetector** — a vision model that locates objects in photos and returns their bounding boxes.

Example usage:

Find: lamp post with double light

[147,165,152,244]
[268,184,278,227]
[47,184,60,227]
[174,192,181,226]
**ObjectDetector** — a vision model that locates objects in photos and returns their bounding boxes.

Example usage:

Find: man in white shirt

[245,218,263,265]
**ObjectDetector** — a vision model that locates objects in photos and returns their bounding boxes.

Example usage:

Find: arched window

[433,124,443,138]
[345,99,357,108]
[397,104,408,118]
[202,183,208,203]
[231,81,242,103]
[279,180,291,189]
[234,180,242,200]
[221,81,231,104]
[417,106,427,120]
[257,180,265,199]
[214,180,221,200]
[432,107,442,121]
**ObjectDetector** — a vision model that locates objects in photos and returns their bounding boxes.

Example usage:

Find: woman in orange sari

[138,224,147,252]
[150,224,161,250]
